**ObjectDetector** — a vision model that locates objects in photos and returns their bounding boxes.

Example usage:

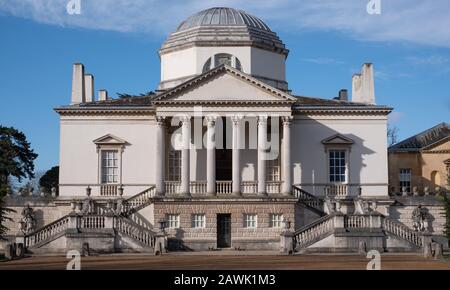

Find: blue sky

[0,0,449,173]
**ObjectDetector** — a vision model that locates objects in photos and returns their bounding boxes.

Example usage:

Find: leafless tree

[387,125,399,146]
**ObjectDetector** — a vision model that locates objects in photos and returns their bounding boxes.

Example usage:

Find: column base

[180,192,191,198]
[258,192,268,197]
[232,192,242,197]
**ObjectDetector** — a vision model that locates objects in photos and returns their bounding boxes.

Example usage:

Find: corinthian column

[282,116,293,195]
[258,116,268,195]
[206,116,216,196]
[155,116,166,196]
[180,116,191,197]
[232,116,242,196]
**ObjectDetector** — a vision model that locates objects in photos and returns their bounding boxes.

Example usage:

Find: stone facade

[153,198,296,251]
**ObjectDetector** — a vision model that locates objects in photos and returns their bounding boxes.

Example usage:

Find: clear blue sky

[0,1,449,172]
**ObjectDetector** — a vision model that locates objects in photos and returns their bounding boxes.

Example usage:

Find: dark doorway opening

[217,214,231,248]
[216,117,232,180]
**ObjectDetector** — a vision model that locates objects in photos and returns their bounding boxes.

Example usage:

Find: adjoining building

[2,7,448,255]
[388,123,450,195]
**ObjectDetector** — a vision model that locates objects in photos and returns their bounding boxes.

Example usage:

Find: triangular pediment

[93,134,128,145]
[153,65,296,104]
[321,134,354,145]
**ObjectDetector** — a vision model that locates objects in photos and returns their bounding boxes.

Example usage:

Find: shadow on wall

[296,118,376,196]
[168,228,194,251]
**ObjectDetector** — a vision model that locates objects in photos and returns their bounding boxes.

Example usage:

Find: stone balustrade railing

[325,184,349,197]
[344,215,371,228]
[165,181,181,195]
[114,216,156,248]
[190,181,207,194]
[382,217,423,247]
[24,213,153,249]
[123,187,156,214]
[24,215,70,248]
[216,181,233,194]
[100,184,119,196]
[241,181,258,194]
[293,214,335,249]
[78,215,106,229]
[266,181,282,194]
[292,185,325,215]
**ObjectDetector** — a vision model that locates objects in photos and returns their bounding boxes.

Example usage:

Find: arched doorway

[431,171,441,186]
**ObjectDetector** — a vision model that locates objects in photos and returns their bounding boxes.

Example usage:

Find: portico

[154,113,293,197]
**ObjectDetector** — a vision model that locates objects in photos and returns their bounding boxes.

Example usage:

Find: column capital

[180,116,191,124]
[156,116,167,126]
[282,116,293,125]
[205,116,217,127]
[257,115,268,125]
[231,115,244,125]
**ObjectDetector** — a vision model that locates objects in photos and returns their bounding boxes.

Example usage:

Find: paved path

[1,253,449,270]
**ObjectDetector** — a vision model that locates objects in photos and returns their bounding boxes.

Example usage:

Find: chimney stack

[99,90,109,101]
[352,63,375,104]
[84,74,94,102]
[71,63,85,104]
[338,89,348,101]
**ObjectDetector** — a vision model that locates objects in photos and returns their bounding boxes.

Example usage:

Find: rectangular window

[244,214,257,228]
[168,150,181,181]
[266,158,280,182]
[399,168,411,192]
[329,150,346,183]
[166,214,180,229]
[270,214,284,228]
[191,214,206,228]
[101,150,119,184]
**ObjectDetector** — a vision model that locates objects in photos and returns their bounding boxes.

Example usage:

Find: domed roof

[176,7,271,32]
[161,7,288,56]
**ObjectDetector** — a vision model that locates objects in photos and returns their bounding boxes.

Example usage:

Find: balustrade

[216,181,233,194]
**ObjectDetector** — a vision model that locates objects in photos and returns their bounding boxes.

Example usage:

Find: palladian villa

[2,7,448,255]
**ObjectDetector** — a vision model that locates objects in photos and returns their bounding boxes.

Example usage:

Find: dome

[176,7,271,32]
[160,7,288,56]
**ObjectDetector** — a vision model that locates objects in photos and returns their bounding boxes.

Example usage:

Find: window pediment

[321,134,354,146]
[93,134,128,146]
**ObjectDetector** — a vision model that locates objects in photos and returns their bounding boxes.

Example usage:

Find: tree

[387,125,399,146]
[39,166,59,194]
[0,126,38,239]
[0,126,38,184]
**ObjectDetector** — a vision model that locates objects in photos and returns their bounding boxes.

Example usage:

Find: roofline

[153,64,297,103]
[388,122,449,151]
[54,106,155,116]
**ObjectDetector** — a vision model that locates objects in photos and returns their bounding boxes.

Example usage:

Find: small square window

[270,214,284,228]
[244,214,257,228]
[192,214,206,229]
[166,214,180,229]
